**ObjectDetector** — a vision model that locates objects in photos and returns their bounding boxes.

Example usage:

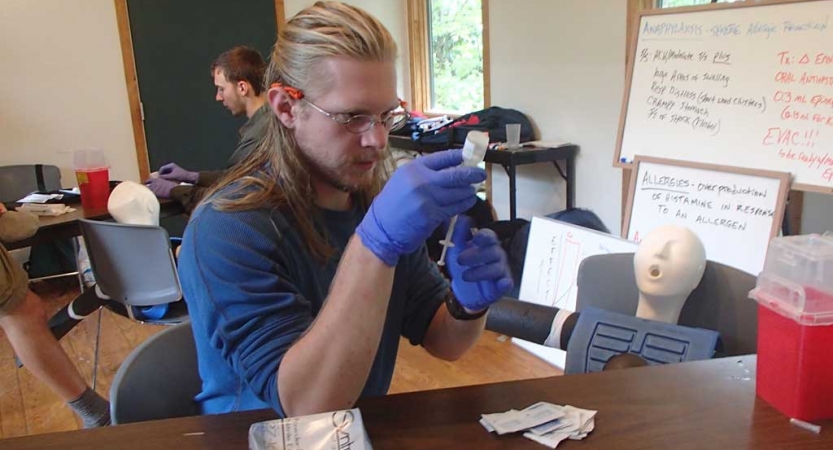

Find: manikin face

[633,225,706,297]
[213,69,247,116]
[283,57,398,192]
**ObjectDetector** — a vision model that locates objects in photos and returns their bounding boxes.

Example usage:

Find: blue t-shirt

[177,197,448,416]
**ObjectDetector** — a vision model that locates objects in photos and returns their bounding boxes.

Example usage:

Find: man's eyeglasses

[304,99,410,134]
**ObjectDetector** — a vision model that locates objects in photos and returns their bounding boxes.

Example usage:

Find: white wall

[283,0,411,101]
[0,0,139,188]
[488,0,626,234]
[6,0,827,230]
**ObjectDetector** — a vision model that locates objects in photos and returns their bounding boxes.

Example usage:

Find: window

[658,0,744,7]
[407,0,488,114]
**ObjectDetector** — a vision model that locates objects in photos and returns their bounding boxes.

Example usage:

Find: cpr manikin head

[107,180,160,226]
[633,225,706,324]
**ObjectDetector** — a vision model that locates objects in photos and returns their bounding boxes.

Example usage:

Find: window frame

[406,0,490,116]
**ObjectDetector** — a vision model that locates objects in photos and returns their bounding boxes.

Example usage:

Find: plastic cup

[74,149,110,210]
[506,123,521,149]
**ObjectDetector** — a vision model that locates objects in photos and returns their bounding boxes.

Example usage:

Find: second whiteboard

[623,156,789,275]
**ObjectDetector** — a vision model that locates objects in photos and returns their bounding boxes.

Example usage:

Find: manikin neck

[635,291,689,324]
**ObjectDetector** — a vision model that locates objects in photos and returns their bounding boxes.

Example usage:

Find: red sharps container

[74,149,110,210]
[750,233,833,421]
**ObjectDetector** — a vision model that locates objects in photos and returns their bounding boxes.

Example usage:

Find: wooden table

[5,356,831,449]
[389,135,579,220]
[1,201,184,251]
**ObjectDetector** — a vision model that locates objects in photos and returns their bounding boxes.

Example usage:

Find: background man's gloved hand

[447,214,513,313]
[144,177,178,199]
[357,149,486,266]
[158,163,199,184]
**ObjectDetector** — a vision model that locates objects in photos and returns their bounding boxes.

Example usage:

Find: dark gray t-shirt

[171,104,271,212]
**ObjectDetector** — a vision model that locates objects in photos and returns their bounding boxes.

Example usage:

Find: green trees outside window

[428,0,484,113]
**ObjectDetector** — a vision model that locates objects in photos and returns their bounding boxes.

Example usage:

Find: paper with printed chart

[515,217,637,368]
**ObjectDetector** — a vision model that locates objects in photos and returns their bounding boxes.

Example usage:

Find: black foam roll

[486,298,562,348]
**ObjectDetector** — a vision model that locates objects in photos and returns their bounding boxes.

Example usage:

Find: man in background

[145,46,270,212]
[0,204,110,427]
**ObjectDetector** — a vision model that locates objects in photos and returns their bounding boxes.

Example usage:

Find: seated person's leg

[47,287,113,341]
[0,245,111,427]
[170,236,183,260]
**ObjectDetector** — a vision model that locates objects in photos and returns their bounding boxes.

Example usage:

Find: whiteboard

[616,0,833,193]
[623,156,789,275]
[513,217,638,369]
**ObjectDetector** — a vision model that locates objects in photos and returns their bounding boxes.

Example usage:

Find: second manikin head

[107,180,160,226]
[633,225,706,324]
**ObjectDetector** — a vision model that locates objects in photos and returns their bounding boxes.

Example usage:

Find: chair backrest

[79,219,182,306]
[0,164,62,202]
[110,321,201,424]
[575,253,758,356]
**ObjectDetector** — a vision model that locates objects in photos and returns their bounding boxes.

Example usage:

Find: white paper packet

[248,408,372,450]
[482,402,565,435]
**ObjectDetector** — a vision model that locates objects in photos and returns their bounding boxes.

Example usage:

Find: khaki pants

[0,244,28,317]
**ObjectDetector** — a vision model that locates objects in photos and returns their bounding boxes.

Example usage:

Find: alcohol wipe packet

[249,408,372,450]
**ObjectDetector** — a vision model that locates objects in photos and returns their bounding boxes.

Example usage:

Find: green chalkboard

[127,0,277,172]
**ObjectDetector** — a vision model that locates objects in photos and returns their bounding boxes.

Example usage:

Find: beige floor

[0,280,561,439]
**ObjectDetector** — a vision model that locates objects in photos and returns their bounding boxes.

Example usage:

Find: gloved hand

[144,177,179,199]
[357,149,486,266]
[447,214,514,312]
[158,163,199,184]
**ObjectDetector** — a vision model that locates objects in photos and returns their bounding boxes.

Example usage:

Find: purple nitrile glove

[158,162,199,184]
[356,149,486,267]
[144,177,179,199]
[447,214,514,312]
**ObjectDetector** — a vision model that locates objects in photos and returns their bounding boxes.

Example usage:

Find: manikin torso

[633,225,706,324]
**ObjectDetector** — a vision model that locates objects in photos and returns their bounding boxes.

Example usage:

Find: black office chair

[110,321,201,424]
[575,253,758,356]
[0,164,63,204]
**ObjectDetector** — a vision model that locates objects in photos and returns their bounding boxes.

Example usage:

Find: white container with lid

[749,233,833,326]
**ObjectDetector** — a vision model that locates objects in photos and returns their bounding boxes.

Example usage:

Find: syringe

[437,130,489,266]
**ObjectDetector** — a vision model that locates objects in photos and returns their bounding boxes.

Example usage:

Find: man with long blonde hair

[177,1,513,418]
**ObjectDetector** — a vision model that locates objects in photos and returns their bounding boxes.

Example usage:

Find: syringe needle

[437,214,459,266]
[437,130,488,267]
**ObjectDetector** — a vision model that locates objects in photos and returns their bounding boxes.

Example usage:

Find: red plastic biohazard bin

[750,233,833,421]
[74,149,110,210]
